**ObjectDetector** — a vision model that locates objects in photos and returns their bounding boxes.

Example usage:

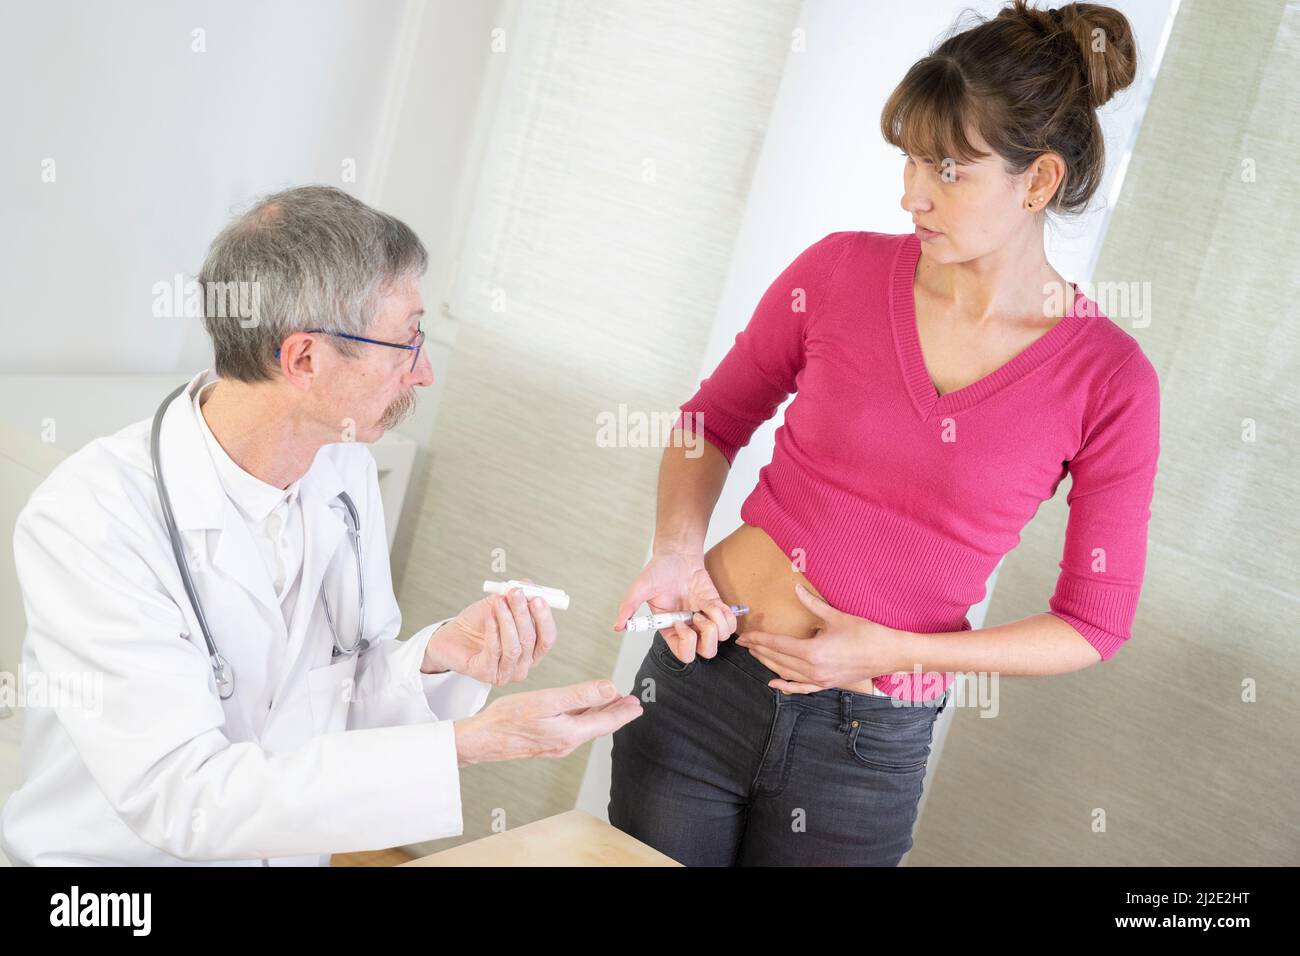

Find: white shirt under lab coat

[0,369,492,866]
[194,378,306,627]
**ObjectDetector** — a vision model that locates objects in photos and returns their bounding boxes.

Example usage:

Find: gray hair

[197,184,428,383]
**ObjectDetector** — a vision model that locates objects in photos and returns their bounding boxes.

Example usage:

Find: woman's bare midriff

[703,522,875,693]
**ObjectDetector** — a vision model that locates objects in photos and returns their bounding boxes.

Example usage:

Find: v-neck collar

[889,232,1090,420]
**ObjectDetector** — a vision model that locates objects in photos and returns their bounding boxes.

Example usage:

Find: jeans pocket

[845,711,935,774]
[650,630,699,677]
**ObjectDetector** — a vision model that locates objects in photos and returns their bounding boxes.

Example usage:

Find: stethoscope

[150,382,368,701]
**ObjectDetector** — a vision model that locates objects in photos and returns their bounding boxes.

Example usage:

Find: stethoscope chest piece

[211,652,235,700]
[332,638,370,659]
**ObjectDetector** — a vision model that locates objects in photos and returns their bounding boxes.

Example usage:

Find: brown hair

[880,0,1139,214]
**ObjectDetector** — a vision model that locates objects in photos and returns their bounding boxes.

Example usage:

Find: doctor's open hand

[423,582,556,687]
[453,679,642,767]
[736,583,903,694]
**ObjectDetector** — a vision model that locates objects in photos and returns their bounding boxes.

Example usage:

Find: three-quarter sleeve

[1048,347,1162,660]
[674,231,857,465]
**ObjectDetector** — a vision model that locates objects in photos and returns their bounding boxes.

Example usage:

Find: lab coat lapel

[157,371,354,720]
[158,370,283,619]
[267,449,348,709]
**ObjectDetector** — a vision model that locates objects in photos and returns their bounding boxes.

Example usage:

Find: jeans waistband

[707,630,951,722]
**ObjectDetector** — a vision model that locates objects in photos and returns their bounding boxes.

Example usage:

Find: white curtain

[913,0,1300,865]
[398,0,801,854]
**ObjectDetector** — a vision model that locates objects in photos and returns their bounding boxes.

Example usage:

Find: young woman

[607,0,1158,866]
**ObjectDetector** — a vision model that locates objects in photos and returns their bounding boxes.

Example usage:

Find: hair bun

[885,0,1142,215]
[1051,3,1138,108]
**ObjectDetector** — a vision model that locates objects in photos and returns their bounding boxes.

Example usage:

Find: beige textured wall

[911,0,1300,865]
[396,0,801,855]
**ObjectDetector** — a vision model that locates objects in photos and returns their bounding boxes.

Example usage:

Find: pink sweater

[676,230,1161,701]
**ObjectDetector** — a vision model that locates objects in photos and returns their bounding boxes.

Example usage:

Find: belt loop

[838,691,852,732]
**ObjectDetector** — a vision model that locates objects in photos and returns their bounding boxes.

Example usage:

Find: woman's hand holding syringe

[622,606,748,633]
[612,550,742,664]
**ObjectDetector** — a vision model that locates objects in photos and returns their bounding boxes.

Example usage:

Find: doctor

[0,185,642,866]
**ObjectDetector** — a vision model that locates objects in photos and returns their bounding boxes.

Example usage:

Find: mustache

[376,387,417,431]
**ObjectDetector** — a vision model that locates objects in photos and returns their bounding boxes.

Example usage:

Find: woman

[607,0,1159,866]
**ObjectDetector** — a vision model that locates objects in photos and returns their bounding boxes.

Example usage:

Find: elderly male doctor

[0,186,641,866]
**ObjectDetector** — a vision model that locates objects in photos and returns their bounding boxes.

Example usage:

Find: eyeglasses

[276,324,426,373]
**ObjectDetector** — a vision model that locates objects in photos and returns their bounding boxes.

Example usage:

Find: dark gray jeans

[608,629,950,866]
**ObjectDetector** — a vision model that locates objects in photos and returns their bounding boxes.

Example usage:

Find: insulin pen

[482,579,571,610]
[623,606,749,633]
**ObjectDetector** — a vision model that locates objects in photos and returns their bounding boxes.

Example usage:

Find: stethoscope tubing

[150,381,367,700]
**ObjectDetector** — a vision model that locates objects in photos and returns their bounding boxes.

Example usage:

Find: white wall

[0,0,500,456]
[579,0,1179,821]
[0,0,397,373]
[368,0,507,567]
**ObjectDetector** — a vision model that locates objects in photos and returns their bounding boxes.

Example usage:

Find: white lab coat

[0,369,492,865]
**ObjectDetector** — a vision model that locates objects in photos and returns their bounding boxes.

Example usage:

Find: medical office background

[0,0,1296,866]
